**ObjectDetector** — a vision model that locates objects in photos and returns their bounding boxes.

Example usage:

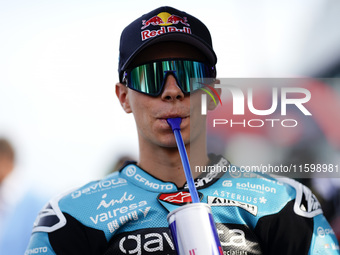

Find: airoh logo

[208,196,258,216]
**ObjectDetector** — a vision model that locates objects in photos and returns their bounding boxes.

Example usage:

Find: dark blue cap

[118,6,217,82]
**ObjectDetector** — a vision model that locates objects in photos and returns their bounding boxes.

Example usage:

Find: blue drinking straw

[167,118,200,203]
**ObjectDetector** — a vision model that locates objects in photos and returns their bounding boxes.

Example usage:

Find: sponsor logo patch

[111,228,175,254]
[158,191,203,205]
[141,12,191,41]
[208,196,258,216]
[71,177,127,199]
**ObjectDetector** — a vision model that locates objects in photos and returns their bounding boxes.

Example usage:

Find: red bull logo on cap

[141,12,191,41]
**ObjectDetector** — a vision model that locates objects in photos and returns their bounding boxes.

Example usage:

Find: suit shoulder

[273,176,323,218]
[32,172,129,233]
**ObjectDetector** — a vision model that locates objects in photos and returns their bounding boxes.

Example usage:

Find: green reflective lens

[126,59,215,96]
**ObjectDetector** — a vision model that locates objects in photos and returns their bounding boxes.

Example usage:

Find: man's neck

[137,138,209,187]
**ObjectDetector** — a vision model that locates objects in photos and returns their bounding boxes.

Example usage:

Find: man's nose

[160,73,185,101]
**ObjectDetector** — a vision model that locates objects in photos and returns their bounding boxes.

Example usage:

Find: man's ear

[115,83,132,113]
[207,79,222,111]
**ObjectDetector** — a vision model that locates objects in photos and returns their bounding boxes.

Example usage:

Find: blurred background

[1,0,340,252]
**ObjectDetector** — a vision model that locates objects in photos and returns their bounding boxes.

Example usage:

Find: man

[26,6,339,255]
[0,138,45,254]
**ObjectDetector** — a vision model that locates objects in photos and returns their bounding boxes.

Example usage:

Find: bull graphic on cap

[141,12,190,29]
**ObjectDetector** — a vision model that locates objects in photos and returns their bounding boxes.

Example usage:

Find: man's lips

[158,115,189,119]
[157,112,190,119]
[157,116,189,123]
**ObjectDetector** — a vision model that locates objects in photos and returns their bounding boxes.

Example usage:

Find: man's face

[116,42,211,149]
